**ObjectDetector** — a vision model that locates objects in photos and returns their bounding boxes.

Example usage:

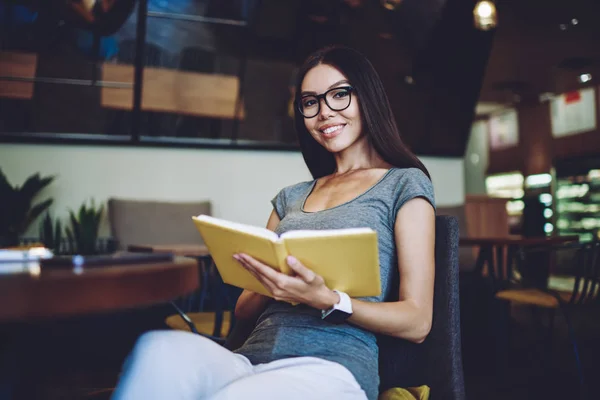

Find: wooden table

[127,244,213,308]
[127,244,233,335]
[460,236,579,247]
[0,256,199,322]
[460,235,579,289]
[127,244,210,257]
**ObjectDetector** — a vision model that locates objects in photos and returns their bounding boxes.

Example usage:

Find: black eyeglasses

[297,86,355,118]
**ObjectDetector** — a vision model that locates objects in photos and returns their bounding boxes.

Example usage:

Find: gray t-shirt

[234,167,435,400]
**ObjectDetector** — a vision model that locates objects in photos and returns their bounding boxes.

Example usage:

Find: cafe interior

[1,0,600,399]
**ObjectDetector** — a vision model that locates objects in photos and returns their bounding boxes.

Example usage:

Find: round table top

[459,235,579,246]
[0,256,199,322]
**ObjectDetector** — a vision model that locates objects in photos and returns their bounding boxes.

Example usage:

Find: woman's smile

[318,123,346,139]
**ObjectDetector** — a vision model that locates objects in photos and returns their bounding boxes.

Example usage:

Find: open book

[191,215,381,298]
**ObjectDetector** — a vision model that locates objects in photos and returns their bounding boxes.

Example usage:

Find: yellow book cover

[191,215,381,298]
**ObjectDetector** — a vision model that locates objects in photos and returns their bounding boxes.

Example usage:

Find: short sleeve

[392,168,436,223]
[271,187,288,220]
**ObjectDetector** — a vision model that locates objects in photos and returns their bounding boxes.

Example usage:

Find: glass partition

[0,0,299,149]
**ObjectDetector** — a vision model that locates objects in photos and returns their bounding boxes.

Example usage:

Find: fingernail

[287,256,296,264]
[233,254,240,261]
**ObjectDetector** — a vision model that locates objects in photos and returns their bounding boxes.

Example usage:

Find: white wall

[0,144,464,236]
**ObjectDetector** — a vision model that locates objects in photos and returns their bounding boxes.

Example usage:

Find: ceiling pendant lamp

[381,0,403,11]
[473,0,498,31]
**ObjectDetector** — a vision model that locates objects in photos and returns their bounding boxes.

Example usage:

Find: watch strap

[321,290,352,323]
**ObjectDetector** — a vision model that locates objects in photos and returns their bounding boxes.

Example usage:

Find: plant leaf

[40,212,52,247]
[55,219,63,254]
[65,226,74,254]
[0,170,55,241]
[0,168,12,192]
[20,174,54,201]
[22,199,53,235]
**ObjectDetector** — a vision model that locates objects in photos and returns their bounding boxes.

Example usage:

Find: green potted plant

[65,200,104,255]
[0,168,55,247]
[39,212,64,254]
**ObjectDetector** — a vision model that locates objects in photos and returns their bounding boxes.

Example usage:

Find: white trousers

[111,330,368,400]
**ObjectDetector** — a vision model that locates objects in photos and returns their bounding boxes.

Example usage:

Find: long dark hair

[293,46,430,180]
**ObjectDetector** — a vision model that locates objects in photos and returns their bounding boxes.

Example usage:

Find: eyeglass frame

[296,86,356,119]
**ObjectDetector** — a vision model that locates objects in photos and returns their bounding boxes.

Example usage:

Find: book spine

[272,240,291,275]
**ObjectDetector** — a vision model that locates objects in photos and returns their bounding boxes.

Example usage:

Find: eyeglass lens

[300,87,352,118]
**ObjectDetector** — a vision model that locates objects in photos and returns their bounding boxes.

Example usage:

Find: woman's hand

[233,254,340,310]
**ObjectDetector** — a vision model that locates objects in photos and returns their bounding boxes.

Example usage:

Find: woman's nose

[317,98,335,119]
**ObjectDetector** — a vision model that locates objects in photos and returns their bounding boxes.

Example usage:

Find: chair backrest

[378,215,465,400]
[436,205,476,272]
[107,198,211,250]
[565,240,600,306]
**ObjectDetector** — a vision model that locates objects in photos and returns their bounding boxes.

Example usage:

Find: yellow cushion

[165,311,231,338]
[379,386,430,400]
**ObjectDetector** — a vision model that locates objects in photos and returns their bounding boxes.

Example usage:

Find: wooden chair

[107,198,211,250]
[165,256,241,343]
[108,198,234,339]
[165,311,232,338]
[494,241,600,399]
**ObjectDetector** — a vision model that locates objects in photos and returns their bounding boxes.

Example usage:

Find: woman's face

[300,64,363,154]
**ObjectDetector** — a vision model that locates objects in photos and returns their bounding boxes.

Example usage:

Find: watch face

[324,309,351,324]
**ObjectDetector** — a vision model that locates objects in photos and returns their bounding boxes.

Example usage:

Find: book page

[280,227,375,240]
[281,228,381,297]
[194,214,279,242]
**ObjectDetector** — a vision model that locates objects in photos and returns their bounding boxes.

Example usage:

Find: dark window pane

[0,0,299,149]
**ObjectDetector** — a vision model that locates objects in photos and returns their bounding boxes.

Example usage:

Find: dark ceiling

[479,0,600,106]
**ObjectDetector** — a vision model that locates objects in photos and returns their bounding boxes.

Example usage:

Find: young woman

[111,45,435,400]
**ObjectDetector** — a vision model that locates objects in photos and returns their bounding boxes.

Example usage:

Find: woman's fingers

[234,254,279,294]
[286,256,317,284]
[240,254,283,282]
[233,254,324,305]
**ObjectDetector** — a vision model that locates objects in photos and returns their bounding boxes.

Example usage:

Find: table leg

[520,246,552,289]
[492,245,505,290]
[506,245,517,284]
[474,245,490,277]
[197,256,211,311]
[210,258,226,337]
[482,245,496,283]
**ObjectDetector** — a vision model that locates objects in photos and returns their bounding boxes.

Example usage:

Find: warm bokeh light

[381,0,403,11]
[473,0,498,31]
